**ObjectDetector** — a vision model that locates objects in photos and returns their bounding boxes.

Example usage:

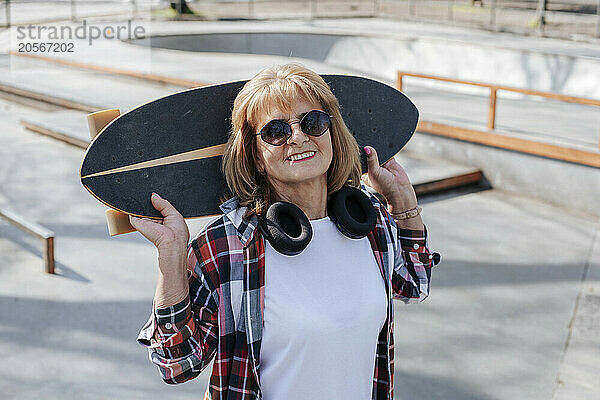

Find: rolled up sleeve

[138,298,195,350]
[137,234,220,384]
[392,225,441,303]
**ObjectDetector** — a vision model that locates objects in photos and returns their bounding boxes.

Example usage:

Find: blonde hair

[222,64,362,220]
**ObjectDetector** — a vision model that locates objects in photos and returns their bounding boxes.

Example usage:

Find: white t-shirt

[260,216,388,400]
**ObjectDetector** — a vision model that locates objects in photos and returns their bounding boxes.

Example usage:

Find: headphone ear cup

[260,202,312,256]
[328,186,377,239]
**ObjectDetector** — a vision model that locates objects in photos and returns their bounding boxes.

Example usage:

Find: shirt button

[165,322,172,329]
[413,243,420,249]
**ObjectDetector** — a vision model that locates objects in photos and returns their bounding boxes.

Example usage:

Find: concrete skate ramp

[129,30,600,101]
[132,33,347,62]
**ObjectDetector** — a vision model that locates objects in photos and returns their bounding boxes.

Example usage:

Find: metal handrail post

[537,0,547,33]
[70,0,76,22]
[43,237,55,274]
[131,0,138,20]
[596,0,600,38]
[409,0,416,16]
[0,208,56,274]
[488,88,497,130]
[490,0,497,29]
[448,0,454,22]
[397,72,403,92]
[6,0,10,28]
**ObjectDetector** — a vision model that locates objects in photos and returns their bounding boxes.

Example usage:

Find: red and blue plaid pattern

[138,184,440,399]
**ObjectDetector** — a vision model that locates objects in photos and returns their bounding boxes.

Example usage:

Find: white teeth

[288,151,315,161]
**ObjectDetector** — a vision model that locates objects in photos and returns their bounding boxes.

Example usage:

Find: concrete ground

[0,6,599,400]
[3,55,598,152]
[1,95,598,399]
[3,17,599,149]
[1,15,597,216]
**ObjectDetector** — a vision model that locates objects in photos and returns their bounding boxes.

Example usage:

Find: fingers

[364,146,380,172]
[150,192,180,218]
[129,215,163,228]
[129,214,164,244]
[382,157,401,171]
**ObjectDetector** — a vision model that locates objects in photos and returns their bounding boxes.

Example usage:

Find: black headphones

[257,186,377,256]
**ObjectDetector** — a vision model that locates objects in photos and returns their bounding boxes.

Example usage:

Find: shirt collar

[218,183,384,247]
[360,183,385,212]
[219,196,259,247]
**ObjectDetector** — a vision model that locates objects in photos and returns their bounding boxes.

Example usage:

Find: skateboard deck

[80,75,419,219]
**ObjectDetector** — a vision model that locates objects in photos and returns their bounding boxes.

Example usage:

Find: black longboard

[80,75,419,219]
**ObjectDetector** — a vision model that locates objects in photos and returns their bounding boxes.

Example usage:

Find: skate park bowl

[132,32,345,63]
[128,30,600,100]
[127,30,600,216]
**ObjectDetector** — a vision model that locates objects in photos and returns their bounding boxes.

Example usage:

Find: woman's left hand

[362,146,418,209]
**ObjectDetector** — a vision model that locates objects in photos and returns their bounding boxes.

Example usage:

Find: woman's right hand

[131,193,191,308]
[129,193,190,254]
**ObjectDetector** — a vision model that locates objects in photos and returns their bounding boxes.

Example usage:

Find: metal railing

[0,0,140,27]
[397,71,600,167]
[1,1,599,39]
[168,0,600,39]
[1,0,10,28]
[0,208,55,273]
[391,0,600,38]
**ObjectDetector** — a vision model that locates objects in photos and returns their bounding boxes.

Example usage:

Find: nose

[287,121,309,145]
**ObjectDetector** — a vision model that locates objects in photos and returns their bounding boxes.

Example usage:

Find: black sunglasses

[256,109,332,146]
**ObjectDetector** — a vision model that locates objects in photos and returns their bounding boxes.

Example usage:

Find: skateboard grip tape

[106,209,136,236]
[88,109,134,236]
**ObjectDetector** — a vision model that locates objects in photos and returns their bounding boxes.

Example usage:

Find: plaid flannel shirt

[138,184,440,400]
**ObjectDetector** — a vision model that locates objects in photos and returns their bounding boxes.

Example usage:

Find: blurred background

[3,0,600,39]
[0,1,598,399]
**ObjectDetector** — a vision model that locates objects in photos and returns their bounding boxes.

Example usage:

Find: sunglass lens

[301,110,330,136]
[261,120,291,145]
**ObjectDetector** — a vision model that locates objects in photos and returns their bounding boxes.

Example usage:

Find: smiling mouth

[287,151,316,161]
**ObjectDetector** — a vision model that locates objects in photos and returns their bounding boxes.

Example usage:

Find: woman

[134,64,439,400]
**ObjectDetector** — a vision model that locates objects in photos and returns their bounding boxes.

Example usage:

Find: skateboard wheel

[87,109,120,140]
[106,209,136,236]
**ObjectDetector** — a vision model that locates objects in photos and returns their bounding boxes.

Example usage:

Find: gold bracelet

[391,205,422,220]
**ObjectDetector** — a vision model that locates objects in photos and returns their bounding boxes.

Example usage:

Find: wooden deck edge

[414,170,484,196]
[20,120,89,149]
[417,121,600,168]
[9,51,208,89]
[0,82,100,113]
